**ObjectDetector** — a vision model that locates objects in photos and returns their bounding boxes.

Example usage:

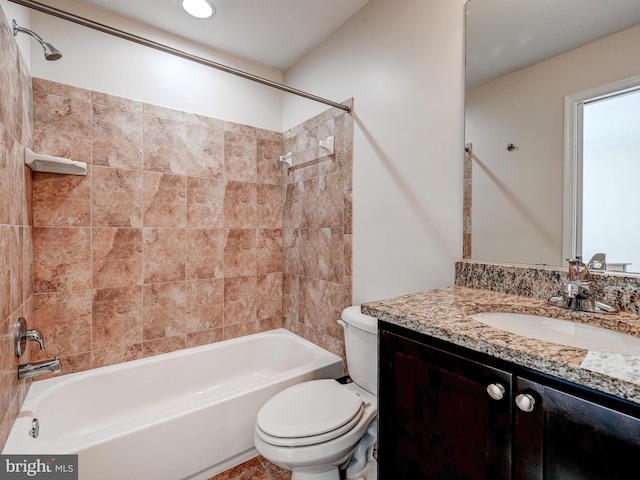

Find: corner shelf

[25,148,87,176]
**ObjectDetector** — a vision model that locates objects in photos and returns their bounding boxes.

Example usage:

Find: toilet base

[291,466,340,480]
[345,457,377,480]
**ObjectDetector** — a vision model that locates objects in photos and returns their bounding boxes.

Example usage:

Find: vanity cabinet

[515,376,640,479]
[379,326,513,479]
[379,323,640,480]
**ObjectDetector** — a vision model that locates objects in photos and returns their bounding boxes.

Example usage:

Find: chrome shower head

[12,19,62,61]
[41,42,62,61]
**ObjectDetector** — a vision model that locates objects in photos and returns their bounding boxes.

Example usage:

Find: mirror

[464,0,640,273]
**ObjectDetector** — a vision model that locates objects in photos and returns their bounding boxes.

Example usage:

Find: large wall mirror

[465,0,640,273]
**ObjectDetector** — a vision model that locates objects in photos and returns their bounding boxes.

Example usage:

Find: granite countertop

[362,285,640,404]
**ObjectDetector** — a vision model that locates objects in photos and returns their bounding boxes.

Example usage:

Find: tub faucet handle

[25,329,45,351]
[15,317,45,357]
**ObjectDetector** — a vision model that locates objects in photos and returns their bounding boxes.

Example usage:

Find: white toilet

[254,306,378,480]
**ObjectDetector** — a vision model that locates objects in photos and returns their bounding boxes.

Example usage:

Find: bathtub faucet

[18,357,61,379]
[15,317,45,357]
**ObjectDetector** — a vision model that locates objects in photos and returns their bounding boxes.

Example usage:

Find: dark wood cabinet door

[515,376,640,480]
[379,329,513,480]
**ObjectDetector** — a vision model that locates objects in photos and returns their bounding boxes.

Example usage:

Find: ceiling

[466,0,640,88]
[76,0,371,71]
[36,1,640,86]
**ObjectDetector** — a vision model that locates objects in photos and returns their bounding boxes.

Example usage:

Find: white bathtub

[3,329,343,480]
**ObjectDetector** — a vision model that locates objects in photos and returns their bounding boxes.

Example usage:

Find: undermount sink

[470,312,640,356]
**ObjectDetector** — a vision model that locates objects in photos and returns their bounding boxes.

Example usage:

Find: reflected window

[581,88,640,271]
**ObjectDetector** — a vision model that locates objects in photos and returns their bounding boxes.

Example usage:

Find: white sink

[470,312,640,355]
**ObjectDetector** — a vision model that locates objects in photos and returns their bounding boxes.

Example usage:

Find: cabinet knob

[515,393,536,412]
[486,383,506,401]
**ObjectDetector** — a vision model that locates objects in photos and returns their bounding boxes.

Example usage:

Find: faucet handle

[566,257,589,281]
[14,317,45,357]
[588,253,607,270]
[24,329,45,351]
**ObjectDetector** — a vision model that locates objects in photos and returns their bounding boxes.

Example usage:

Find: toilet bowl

[254,306,378,480]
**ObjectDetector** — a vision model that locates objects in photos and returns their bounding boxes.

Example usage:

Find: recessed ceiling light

[180,0,216,19]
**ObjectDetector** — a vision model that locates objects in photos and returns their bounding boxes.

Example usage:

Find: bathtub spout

[18,356,61,379]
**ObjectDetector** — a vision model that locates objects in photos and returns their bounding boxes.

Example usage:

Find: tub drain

[29,418,39,438]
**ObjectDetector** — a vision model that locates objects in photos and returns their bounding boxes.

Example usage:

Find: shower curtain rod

[8,0,351,113]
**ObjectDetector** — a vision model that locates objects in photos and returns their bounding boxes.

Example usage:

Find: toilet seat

[256,379,365,447]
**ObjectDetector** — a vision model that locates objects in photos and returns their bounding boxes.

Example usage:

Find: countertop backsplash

[455,260,640,315]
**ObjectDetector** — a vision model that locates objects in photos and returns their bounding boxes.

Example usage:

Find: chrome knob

[515,393,536,412]
[487,383,506,401]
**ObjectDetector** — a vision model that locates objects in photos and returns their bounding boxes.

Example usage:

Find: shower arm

[12,19,45,44]
[12,18,62,60]
[7,0,351,113]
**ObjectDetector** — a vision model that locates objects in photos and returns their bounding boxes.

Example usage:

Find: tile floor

[208,456,290,480]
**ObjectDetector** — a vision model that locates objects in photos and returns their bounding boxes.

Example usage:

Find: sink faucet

[548,257,619,313]
[18,357,61,379]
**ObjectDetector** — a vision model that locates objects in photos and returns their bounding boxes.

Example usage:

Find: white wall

[466,24,640,267]
[284,0,466,304]
[28,0,284,131]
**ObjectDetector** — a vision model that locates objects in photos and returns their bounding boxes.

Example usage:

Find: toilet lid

[257,379,364,439]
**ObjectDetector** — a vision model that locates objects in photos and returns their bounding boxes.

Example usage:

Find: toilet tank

[339,306,378,395]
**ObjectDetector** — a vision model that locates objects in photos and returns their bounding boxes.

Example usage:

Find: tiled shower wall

[0,8,35,448]
[29,78,287,373]
[282,103,354,362]
[29,79,353,376]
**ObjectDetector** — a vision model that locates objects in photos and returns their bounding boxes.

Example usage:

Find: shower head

[40,42,62,61]
[12,20,62,61]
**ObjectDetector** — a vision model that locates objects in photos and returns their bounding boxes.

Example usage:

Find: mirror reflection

[464,0,640,272]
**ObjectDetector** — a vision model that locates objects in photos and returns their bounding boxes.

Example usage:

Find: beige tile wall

[282,102,354,364]
[0,7,35,449]
[28,81,354,379]
[29,78,287,374]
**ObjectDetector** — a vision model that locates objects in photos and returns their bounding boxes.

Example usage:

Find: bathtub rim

[26,328,338,396]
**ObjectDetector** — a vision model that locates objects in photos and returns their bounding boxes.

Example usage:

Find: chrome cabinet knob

[487,383,506,401]
[515,393,536,412]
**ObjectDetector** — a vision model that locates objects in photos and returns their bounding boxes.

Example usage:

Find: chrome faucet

[18,357,61,379]
[22,328,45,350]
[587,253,607,271]
[15,317,46,357]
[14,317,62,379]
[548,257,619,313]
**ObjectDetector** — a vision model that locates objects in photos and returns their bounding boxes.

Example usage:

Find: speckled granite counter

[362,285,640,404]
